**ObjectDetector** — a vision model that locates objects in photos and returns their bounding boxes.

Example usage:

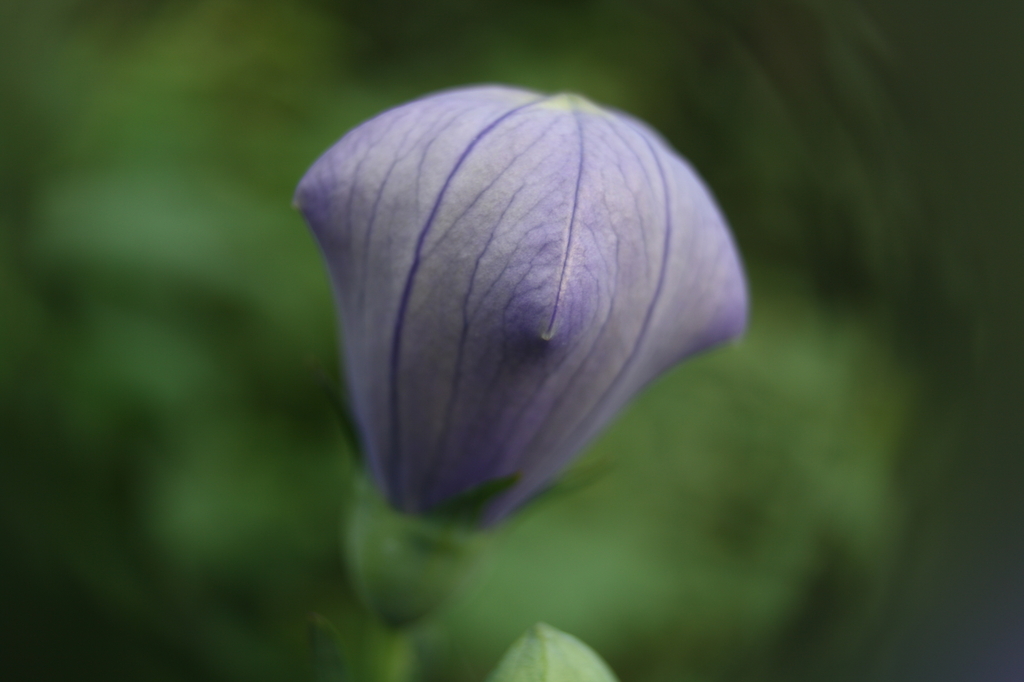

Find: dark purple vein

[386,96,548,508]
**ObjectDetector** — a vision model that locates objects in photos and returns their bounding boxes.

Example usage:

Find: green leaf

[308,614,349,682]
[429,473,521,525]
[311,361,362,464]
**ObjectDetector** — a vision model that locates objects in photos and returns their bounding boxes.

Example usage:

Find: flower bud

[295,86,747,525]
[486,623,619,682]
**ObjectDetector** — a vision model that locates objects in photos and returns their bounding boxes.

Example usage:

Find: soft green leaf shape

[308,614,348,682]
[486,623,619,682]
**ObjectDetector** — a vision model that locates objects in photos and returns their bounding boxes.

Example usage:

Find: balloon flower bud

[486,623,619,682]
[296,86,747,625]
[296,85,746,523]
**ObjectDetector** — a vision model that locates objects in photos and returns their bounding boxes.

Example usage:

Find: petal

[296,86,545,507]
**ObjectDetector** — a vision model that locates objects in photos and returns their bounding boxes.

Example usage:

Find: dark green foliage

[0,1,994,682]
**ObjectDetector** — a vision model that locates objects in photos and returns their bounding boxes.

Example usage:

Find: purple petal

[295,86,748,523]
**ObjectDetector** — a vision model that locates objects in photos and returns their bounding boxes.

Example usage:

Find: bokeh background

[2,1,1021,681]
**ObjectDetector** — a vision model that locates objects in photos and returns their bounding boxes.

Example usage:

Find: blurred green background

[2,1,1021,681]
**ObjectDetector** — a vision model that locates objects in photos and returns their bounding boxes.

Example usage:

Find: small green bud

[486,623,619,682]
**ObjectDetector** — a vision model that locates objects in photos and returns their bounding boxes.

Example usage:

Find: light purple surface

[295,86,748,524]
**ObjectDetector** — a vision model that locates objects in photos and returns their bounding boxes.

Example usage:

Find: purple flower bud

[295,86,747,525]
